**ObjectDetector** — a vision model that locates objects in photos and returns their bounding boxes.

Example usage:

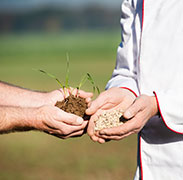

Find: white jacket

[106,0,183,179]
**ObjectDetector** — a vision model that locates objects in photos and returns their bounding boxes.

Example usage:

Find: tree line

[0,5,121,33]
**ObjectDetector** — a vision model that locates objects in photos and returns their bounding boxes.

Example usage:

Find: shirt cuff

[120,87,138,97]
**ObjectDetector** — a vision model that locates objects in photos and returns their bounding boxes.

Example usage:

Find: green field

[0,31,137,180]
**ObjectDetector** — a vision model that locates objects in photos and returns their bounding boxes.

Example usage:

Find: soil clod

[55,95,88,118]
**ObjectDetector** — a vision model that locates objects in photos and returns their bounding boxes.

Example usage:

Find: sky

[0,0,123,12]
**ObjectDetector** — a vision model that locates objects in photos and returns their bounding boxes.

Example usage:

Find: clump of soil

[55,94,88,118]
[94,110,128,131]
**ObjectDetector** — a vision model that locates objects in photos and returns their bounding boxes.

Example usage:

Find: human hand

[96,95,158,142]
[86,87,136,143]
[33,105,88,139]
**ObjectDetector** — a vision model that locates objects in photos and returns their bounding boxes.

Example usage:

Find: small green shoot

[65,53,70,89]
[77,73,100,95]
[77,74,88,91]
[36,53,100,98]
[38,69,65,89]
[86,73,100,94]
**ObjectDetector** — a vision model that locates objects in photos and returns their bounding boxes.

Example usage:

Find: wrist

[11,107,37,131]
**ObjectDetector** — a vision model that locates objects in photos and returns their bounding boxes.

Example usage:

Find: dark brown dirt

[55,95,88,119]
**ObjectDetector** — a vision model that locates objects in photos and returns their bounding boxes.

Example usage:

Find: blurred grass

[0,31,137,180]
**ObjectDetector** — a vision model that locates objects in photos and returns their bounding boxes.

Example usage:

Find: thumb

[86,100,100,115]
[123,100,141,119]
[86,92,110,115]
[56,109,84,126]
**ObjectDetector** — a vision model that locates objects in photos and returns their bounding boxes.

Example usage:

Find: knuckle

[62,128,68,136]
[135,124,141,130]
[134,129,140,134]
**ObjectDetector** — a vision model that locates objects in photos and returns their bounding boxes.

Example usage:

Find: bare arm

[0,81,93,109]
[0,105,87,138]
[0,106,35,134]
[0,81,93,138]
[0,81,52,107]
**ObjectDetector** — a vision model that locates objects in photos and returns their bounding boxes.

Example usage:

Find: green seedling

[86,73,100,94]
[36,54,100,98]
[38,69,64,89]
[77,73,100,95]
[65,52,70,89]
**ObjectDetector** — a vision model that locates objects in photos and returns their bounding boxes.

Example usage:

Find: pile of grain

[94,109,126,131]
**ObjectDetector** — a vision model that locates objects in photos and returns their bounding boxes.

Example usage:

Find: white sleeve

[106,0,141,96]
[154,89,183,134]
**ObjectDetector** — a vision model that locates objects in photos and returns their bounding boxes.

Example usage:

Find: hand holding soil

[53,88,93,138]
[33,105,88,139]
[34,88,92,139]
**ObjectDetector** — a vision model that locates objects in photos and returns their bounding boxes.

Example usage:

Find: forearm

[0,81,47,107]
[0,105,36,134]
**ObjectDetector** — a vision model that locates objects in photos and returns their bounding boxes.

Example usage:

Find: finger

[55,108,84,126]
[86,96,106,115]
[98,138,106,144]
[87,114,97,137]
[70,88,93,98]
[86,97,92,103]
[62,120,88,135]
[49,119,87,135]
[60,130,85,139]
[78,90,93,99]
[90,135,100,142]
[98,132,133,140]
[89,133,106,143]
[98,134,122,140]
[86,90,120,115]
[99,126,123,136]
[123,98,142,119]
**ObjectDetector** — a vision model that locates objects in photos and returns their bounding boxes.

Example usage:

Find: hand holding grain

[86,87,136,143]
[97,95,158,142]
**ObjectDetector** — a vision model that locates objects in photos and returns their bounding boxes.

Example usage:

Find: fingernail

[76,117,83,124]
[124,111,131,118]
[85,109,90,115]
[99,130,105,135]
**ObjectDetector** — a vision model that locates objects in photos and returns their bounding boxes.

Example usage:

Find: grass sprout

[36,53,100,98]
[86,73,100,94]
[65,52,70,89]
[77,74,88,91]
[37,69,65,89]
[77,73,100,95]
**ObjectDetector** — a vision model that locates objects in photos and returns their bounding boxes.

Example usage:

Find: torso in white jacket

[106,0,183,179]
